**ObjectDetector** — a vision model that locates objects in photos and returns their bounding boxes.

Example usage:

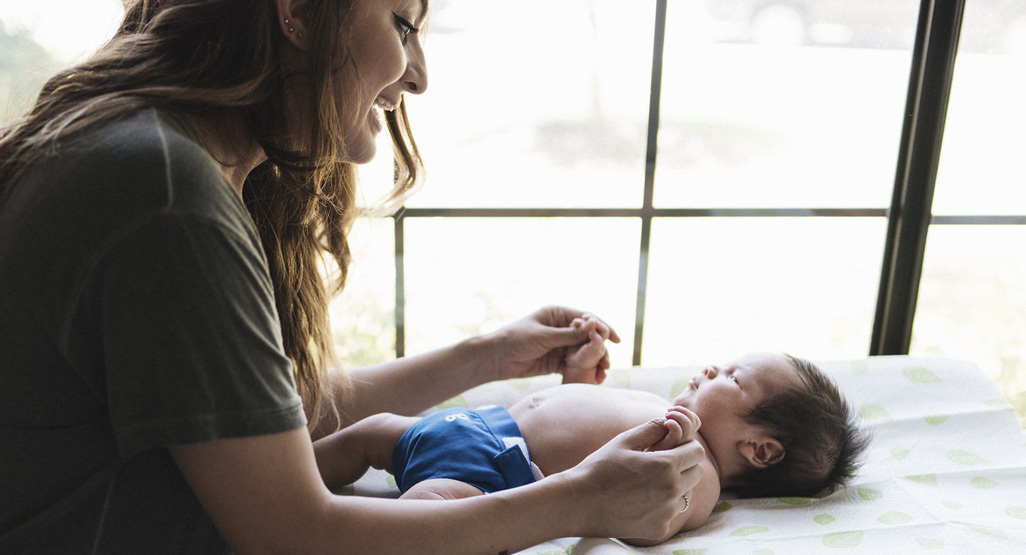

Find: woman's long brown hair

[0,0,423,431]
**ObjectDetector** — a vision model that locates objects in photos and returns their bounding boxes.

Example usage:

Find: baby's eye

[728,374,738,384]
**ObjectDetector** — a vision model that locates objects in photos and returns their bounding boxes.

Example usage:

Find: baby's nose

[702,366,718,378]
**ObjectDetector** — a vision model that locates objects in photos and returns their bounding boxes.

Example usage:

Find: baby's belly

[509,384,668,476]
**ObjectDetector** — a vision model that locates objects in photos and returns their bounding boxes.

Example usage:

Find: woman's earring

[285,18,294,33]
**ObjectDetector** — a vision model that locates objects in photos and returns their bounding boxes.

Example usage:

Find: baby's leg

[314,413,419,489]
[400,478,486,501]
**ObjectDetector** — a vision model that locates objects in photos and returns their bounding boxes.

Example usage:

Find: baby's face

[671,353,800,446]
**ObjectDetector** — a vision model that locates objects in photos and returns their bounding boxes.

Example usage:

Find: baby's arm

[561,316,612,384]
[623,407,719,546]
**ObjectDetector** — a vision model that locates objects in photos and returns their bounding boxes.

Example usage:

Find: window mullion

[872,0,966,355]
[634,0,668,366]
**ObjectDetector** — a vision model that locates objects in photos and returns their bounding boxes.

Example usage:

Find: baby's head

[673,353,869,498]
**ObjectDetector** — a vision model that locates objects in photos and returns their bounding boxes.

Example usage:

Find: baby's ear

[738,437,785,468]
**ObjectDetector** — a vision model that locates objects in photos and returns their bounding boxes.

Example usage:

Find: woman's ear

[274,0,311,48]
[738,437,785,468]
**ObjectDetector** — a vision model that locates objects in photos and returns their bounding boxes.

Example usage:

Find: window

[3,0,1023,427]
[910,0,1026,426]
[370,0,922,369]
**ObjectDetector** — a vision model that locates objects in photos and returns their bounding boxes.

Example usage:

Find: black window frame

[389,0,1021,363]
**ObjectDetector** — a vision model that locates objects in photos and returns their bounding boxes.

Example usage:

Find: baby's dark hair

[728,354,870,499]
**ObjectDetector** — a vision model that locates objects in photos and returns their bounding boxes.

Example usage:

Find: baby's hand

[561,316,612,385]
[647,406,701,452]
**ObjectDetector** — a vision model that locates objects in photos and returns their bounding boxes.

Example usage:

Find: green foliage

[0,20,60,120]
[331,292,396,367]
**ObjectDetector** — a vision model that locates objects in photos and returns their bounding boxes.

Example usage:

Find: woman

[0,0,705,552]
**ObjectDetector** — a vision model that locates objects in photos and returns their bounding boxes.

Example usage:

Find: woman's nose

[402,41,428,95]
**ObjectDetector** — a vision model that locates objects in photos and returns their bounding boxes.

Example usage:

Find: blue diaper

[392,406,538,494]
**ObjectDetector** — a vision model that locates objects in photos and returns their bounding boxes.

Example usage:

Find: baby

[315,322,869,546]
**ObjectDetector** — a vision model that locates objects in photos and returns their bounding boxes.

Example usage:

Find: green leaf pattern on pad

[729,526,769,537]
[947,450,989,465]
[924,414,949,425]
[904,366,942,384]
[891,447,911,460]
[967,525,1007,539]
[670,378,689,399]
[970,476,999,489]
[877,511,913,525]
[857,487,882,501]
[904,474,938,486]
[712,501,733,513]
[859,404,891,422]
[508,378,532,391]
[1005,507,1026,520]
[435,395,468,410]
[534,548,574,555]
[821,531,863,548]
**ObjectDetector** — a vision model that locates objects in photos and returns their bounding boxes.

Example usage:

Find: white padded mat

[347,356,1026,553]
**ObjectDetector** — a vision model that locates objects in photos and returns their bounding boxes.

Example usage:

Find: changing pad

[347,356,1026,553]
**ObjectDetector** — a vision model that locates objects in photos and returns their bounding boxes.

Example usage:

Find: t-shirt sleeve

[92,213,307,456]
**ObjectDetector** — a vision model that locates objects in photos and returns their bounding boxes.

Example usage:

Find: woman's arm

[321,335,495,434]
[170,417,702,554]
[316,306,619,436]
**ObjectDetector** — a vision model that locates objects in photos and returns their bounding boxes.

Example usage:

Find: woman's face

[342,0,429,163]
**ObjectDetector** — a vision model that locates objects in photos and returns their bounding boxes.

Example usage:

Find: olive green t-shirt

[0,109,307,553]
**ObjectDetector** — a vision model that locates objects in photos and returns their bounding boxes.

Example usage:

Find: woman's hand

[328,307,617,429]
[564,417,705,541]
[482,306,620,382]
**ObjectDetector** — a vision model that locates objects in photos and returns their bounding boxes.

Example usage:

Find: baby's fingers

[647,415,683,452]
[666,406,701,442]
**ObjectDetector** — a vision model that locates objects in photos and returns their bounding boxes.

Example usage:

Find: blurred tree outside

[0,20,59,119]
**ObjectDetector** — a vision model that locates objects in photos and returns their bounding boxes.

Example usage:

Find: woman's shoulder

[58,109,243,221]
[60,109,192,161]
[65,109,221,185]
[7,109,254,259]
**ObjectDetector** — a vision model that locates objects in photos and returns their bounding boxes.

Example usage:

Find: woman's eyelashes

[393,13,419,44]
